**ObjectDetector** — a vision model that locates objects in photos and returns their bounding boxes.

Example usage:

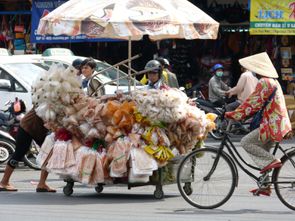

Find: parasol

[37,0,219,90]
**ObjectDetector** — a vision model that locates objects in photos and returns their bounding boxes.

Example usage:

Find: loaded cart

[35,0,219,199]
[33,65,215,199]
[62,155,193,199]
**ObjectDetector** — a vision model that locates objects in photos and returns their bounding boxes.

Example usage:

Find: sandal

[0,184,18,192]
[250,187,271,196]
[36,187,56,193]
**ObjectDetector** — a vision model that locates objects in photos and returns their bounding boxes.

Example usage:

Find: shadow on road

[166,208,294,215]
[0,192,179,206]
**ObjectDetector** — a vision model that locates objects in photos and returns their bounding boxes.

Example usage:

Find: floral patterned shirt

[226,78,291,142]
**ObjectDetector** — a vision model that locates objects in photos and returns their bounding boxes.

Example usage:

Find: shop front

[0,0,32,54]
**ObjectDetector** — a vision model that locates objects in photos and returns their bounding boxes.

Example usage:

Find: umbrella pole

[128,36,131,92]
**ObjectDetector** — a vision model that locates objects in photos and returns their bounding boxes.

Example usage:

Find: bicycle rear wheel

[273,151,295,211]
[177,147,237,209]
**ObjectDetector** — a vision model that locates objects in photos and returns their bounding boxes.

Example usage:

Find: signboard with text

[31,0,114,43]
[250,0,295,35]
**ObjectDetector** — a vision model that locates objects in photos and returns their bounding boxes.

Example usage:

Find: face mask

[216,71,223,77]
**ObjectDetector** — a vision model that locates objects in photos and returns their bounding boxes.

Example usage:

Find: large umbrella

[37,0,219,40]
[37,0,219,89]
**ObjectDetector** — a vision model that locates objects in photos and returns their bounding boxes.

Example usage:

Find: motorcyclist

[144,60,168,90]
[208,64,230,106]
[10,97,26,116]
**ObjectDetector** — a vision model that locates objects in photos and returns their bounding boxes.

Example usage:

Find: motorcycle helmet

[212,63,224,72]
[163,58,170,67]
[144,60,162,77]
[156,57,170,68]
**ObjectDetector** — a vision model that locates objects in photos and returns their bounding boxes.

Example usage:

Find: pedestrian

[144,60,168,90]
[0,59,83,192]
[225,52,292,196]
[0,108,56,192]
[80,58,104,97]
[208,63,231,106]
[225,66,258,111]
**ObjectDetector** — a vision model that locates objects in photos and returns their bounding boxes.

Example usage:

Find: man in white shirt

[225,67,258,111]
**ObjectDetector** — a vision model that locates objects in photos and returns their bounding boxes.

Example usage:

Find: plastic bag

[128,168,150,183]
[130,147,158,176]
[89,153,105,185]
[36,133,55,168]
[47,140,69,170]
[81,151,96,184]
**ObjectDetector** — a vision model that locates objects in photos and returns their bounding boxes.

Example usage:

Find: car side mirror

[0,79,11,90]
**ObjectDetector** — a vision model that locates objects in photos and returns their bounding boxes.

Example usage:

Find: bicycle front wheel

[177,147,237,209]
[273,151,295,211]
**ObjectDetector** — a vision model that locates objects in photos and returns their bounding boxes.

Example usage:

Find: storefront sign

[31,0,114,43]
[250,0,295,35]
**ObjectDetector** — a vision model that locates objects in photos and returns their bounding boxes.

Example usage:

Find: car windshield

[96,61,141,86]
[2,63,45,86]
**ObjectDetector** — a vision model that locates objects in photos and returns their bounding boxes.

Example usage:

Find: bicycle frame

[213,120,295,183]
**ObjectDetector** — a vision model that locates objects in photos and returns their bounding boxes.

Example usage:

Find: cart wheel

[183,183,193,196]
[63,182,74,196]
[154,186,164,199]
[95,185,104,194]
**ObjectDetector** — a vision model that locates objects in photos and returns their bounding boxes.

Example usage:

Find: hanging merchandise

[32,64,217,190]
[14,38,26,50]
[14,25,24,33]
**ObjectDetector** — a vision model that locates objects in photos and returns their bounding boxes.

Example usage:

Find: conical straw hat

[239,52,278,78]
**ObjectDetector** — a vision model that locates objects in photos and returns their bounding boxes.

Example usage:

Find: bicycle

[177,114,295,210]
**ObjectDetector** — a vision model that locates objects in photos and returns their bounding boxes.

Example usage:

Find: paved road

[0,137,294,221]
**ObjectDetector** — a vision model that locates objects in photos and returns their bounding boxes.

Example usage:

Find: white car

[0,56,45,110]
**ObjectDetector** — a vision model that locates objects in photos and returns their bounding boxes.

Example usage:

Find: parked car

[0,56,45,110]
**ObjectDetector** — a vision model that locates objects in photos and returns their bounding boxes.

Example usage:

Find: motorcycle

[0,128,40,170]
[0,100,40,170]
[0,130,15,171]
[191,91,250,140]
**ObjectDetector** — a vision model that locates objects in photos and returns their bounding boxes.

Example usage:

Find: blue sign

[31,0,116,43]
